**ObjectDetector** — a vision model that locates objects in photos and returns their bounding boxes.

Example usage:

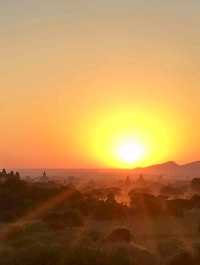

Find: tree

[191,178,200,192]
[105,228,132,243]
[129,192,164,216]
[168,251,196,265]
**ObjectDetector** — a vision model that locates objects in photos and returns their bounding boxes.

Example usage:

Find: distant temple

[158,175,164,182]
[125,176,131,186]
[137,174,145,185]
[0,169,20,184]
[39,171,49,183]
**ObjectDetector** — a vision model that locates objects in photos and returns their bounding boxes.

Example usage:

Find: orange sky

[0,1,199,168]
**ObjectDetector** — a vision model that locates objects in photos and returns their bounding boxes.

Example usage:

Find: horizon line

[2,160,200,171]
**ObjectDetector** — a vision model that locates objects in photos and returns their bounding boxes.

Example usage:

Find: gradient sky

[0,1,200,168]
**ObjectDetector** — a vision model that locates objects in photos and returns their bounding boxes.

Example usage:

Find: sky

[0,1,200,168]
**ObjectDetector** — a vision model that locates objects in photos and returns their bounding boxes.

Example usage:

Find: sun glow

[88,108,177,169]
[116,139,145,165]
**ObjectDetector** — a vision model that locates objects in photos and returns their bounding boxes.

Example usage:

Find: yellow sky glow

[0,1,199,168]
[85,109,178,168]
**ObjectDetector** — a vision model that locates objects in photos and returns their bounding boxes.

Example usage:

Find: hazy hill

[132,161,200,179]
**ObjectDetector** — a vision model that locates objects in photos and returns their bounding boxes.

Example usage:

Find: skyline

[0,1,200,168]
[3,160,200,171]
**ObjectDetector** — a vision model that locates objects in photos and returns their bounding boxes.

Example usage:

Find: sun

[116,139,145,166]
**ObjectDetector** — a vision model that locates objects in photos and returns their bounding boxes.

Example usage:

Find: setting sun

[116,139,145,165]
[89,109,177,169]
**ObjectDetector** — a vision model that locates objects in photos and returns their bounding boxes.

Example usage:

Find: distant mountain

[132,161,200,178]
[182,161,200,170]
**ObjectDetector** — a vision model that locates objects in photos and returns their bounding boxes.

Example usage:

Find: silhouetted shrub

[191,178,200,192]
[158,239,184,258]
[167,251,196,265]
[44,209,84,230]
[129,192,164,216]
[105,228,132,243]
[0,243,62,265]
[63,246,105,265]
[108,247,131,265]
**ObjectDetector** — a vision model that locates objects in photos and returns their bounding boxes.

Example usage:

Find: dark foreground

[1,169,200,265]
